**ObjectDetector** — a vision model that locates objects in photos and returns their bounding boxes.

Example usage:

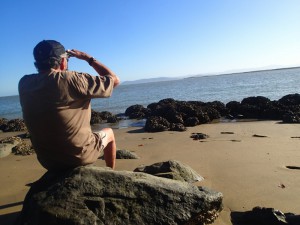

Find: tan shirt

[18,70,114,170]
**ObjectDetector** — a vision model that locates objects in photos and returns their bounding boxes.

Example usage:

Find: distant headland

[122,66,300,85]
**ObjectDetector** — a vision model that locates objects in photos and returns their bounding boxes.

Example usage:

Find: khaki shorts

[98,131,108,152]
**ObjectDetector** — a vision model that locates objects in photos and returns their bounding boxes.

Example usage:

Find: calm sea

[1,67,300,120]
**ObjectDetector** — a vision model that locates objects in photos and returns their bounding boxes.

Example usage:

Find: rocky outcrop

[0,118,27,132]
[142,99,224,132]
[144,116,170,132]
[106,115,119,123]
[17,166,223,225]
[226,94,300,121]
[282,111,300,123]
[134,160,204,183]
[0,136,34,158]
[90,110,119,125]
[122,93,300,132]
[12,141,35,156]
[90,110,103,124]
[125,104,150,119]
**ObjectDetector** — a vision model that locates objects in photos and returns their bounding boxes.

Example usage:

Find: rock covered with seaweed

[2,93,300,134]
[123,93,300,132]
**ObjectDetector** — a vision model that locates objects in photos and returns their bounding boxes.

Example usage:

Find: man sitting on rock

[18,40,120,171]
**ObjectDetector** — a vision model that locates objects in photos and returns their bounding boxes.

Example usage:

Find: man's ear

[60,58,67,70]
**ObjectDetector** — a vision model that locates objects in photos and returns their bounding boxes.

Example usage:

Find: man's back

[19,70,113,170]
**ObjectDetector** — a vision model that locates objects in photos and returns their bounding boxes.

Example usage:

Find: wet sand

[1,120,300,224]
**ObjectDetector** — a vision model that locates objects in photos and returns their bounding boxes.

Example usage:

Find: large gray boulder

[0,143,14,158]
[17,166,222,225]
[134,160,204,183]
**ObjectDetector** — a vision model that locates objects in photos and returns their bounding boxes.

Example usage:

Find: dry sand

[1,120,300,224]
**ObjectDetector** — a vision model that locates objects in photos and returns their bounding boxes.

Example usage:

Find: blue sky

[0,0,300,96]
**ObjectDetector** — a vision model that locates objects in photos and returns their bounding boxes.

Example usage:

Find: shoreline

[1,120,300,224]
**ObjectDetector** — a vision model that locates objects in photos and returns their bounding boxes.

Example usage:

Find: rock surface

[0,136,22,158]
[0,143,14,158]
[190,133,209,140]
[116,149,139,159]
[231,206,300,225]
[90,110,118,125]
[0,136,34,157]
[17,166,223,225]
[134,160,204,183]
[0,118,27,132]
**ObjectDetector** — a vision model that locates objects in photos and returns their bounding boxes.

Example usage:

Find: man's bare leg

[100,128,116,169]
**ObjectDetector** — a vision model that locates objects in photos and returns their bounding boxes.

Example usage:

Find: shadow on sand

[0,211,21,225]
[231,209,300,225]
[127,128,145,133]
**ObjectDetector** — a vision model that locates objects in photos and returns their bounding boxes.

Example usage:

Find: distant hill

[186,66,300,79]
[121,66,300,85]
[121,77,180,85]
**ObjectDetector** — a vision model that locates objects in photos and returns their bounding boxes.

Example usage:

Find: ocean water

[1,67,300,120]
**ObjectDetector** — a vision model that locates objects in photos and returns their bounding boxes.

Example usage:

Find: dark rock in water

[163,106,184,124]
[177,103,198,118]
[226,96,285,120]
[239,96,272,119]
[125,104,149,119]
[144,116,170,132]
[185,117,200,127]
[107,115,119,123]
[262,100,286,120]
[116,149,139,159]
[282,111,300,123]
[90,110,103,124]
[0,119,27,132]
[99,111,113,120]
[278,93,300,106]
[231,206,300,225]
[17,166,223,225]
[134,160,204,183]
[91,110,118,124]
[158,98,177,105]
[226,101,241,118]
[202,107,220,121]
[142,99,216,132]
[205,101,228,117]
[0,118,9,131]
[104,93,300,131]
[241,96,271,106]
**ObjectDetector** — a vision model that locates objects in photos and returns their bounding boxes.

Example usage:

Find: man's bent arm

[90,59,120,87]
[67,49,120,87]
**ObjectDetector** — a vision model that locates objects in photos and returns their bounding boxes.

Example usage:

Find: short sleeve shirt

[18,70,114,170]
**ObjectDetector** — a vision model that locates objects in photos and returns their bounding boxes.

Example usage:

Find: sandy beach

[1,120,300,224]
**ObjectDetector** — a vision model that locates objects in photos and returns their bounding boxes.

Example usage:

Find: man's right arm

[67,49,120,88]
